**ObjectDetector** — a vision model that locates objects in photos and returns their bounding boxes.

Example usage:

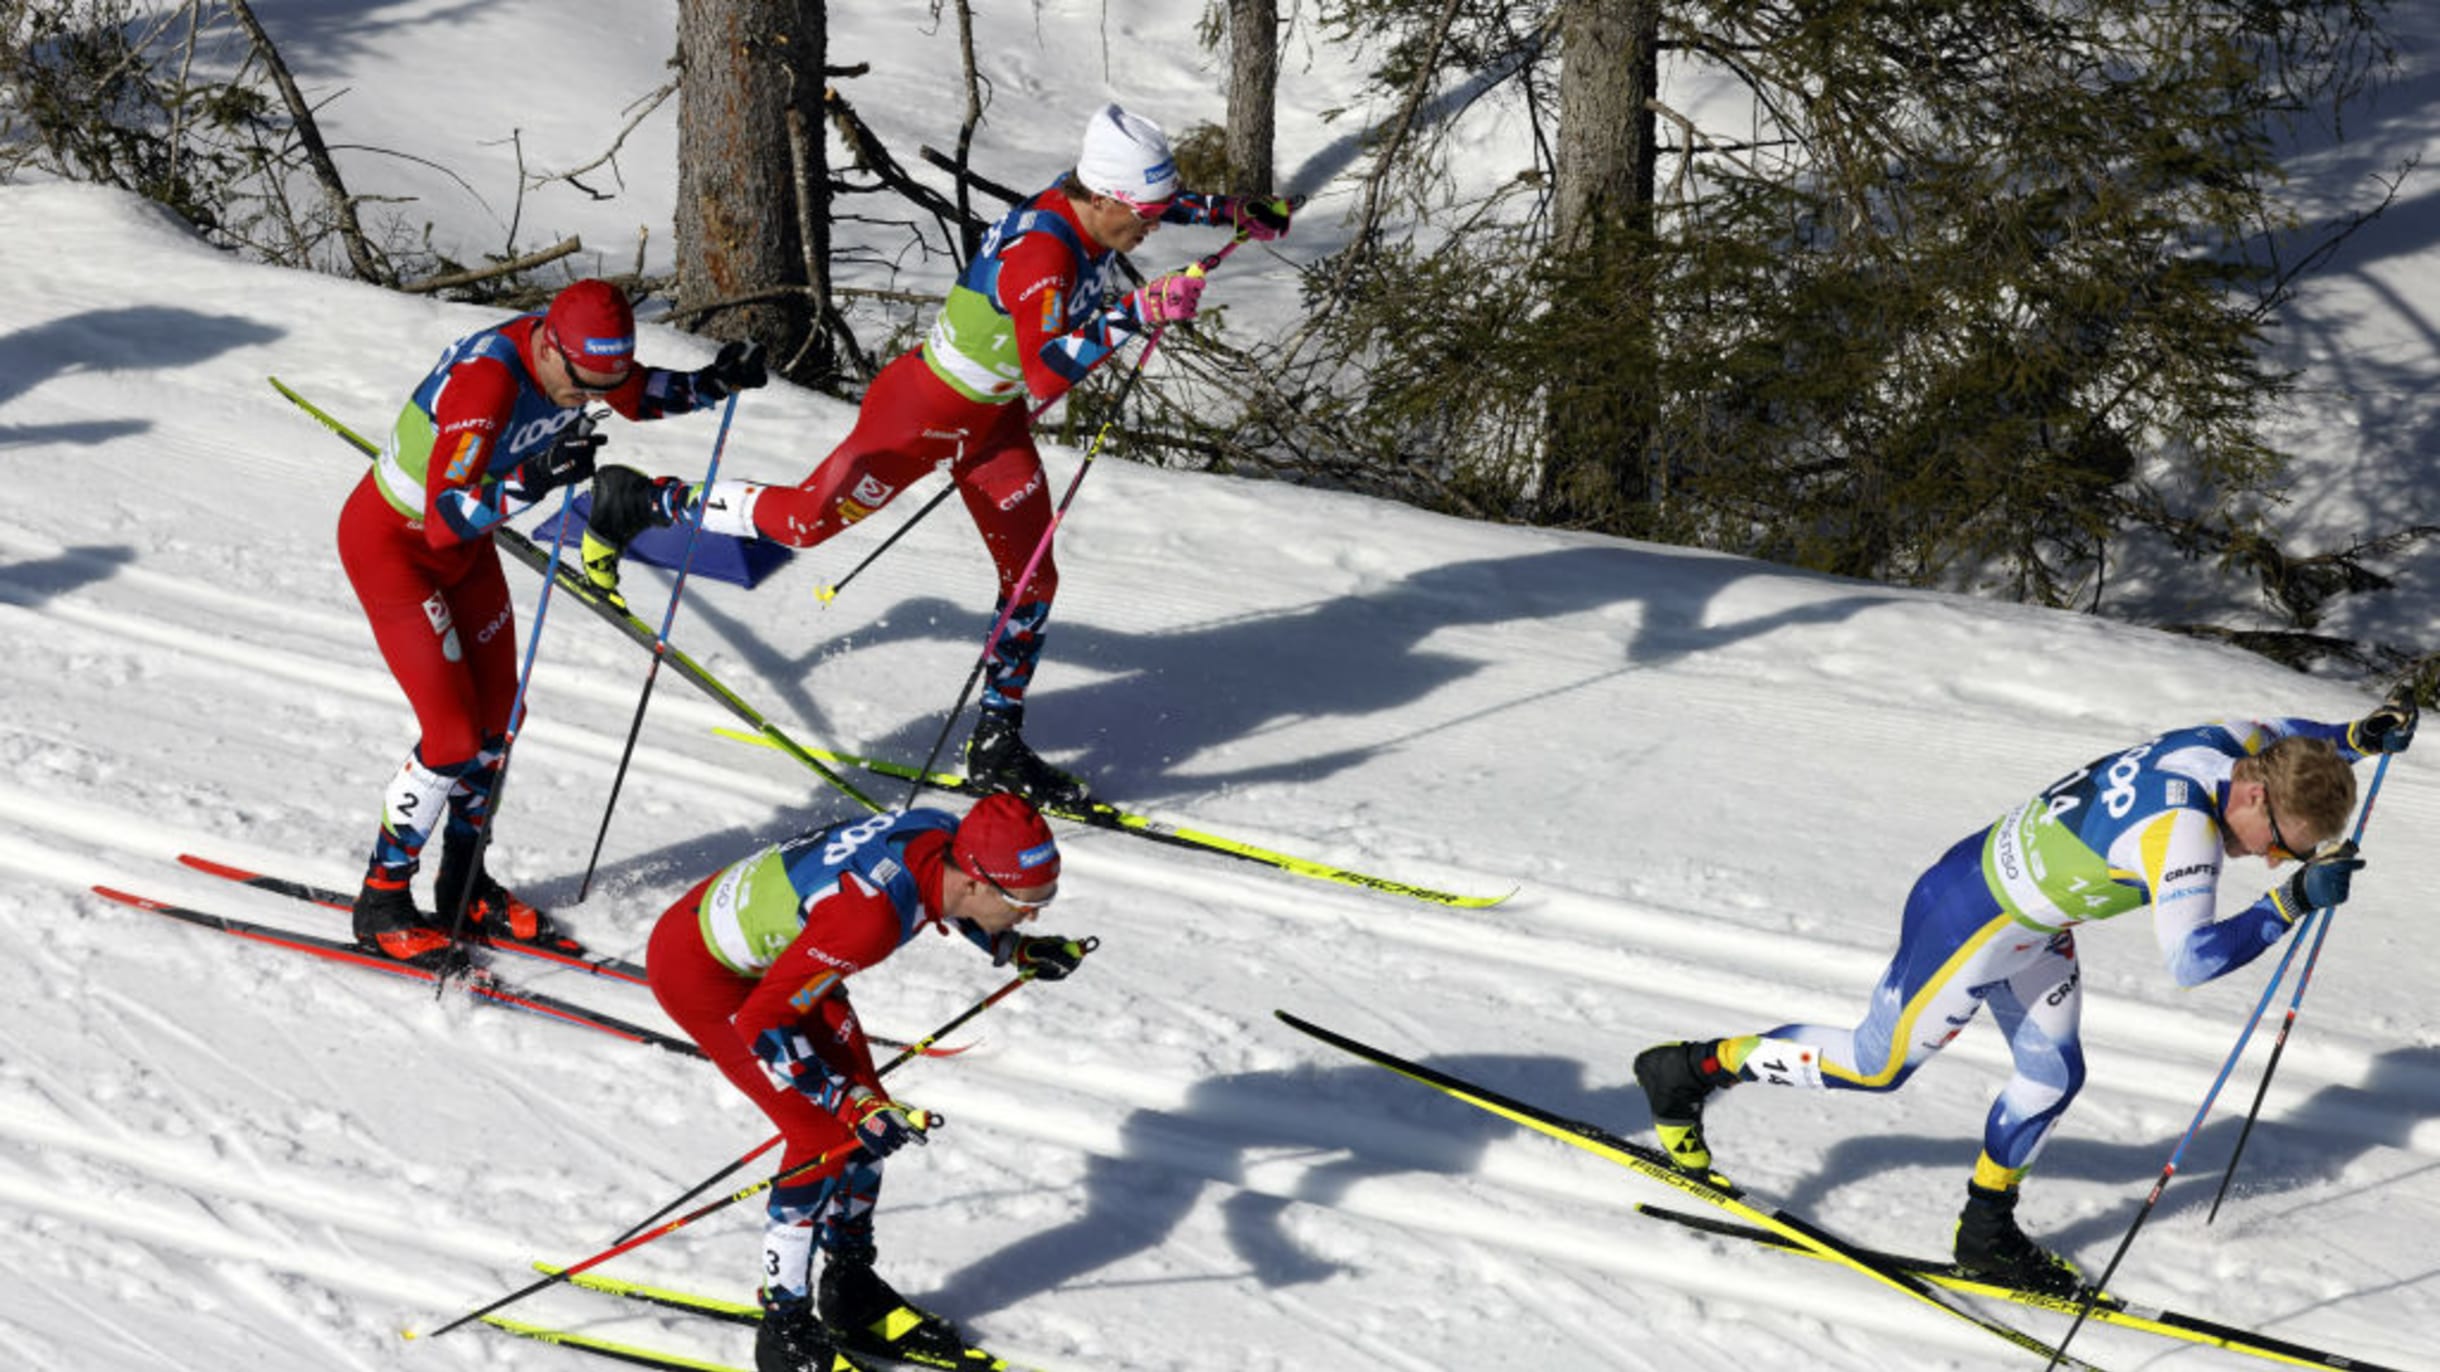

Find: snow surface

[4,4,2439,1371]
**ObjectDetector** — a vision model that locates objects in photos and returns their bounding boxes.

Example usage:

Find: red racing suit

[647,810,998,1290]
[338,313,715,881]
[734,185,1236,711]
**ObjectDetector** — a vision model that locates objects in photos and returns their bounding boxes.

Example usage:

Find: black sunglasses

[552,333,631,395]
[2261,785,2310,862]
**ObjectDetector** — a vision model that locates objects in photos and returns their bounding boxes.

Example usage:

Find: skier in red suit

[580,105,1294,808]
[338,278,767,962]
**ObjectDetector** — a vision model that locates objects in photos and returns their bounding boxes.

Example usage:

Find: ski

[481,1315,757,1372]
[534,1264,1015,1371]
[714,728,1511,911]
[271,375,1505,913]
[1635,1202,2410,1372]
[92,885,707,1059]
[176,852,650,984]
[170,853,968,1060]
[179,852,644,981]
[1274,1010,2111,1370]
[268,376,885,816]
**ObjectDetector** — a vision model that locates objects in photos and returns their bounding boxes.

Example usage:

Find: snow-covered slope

[3,178,2435,1372]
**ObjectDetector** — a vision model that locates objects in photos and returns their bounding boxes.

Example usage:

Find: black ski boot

[1953,1181,2083,1297]
[434,834,574,954]
[756,1294,862,1372]
[1633,1040,1741,1174]
[964,708,1090,809]
[582,464,682,608]
[817,1251,967,1367]
[350,875,458,968]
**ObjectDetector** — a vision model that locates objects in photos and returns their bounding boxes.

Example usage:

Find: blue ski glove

[694,339,768,401]
[844,1086,934,1159]
[2270,840,2364,923]
[2349,683,2419,756]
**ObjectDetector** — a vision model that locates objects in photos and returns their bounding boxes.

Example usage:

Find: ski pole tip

[815,585,838,603]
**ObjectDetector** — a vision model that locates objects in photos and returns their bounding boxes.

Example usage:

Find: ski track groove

[9,531,2433,1369]
[5,725,2434,1172]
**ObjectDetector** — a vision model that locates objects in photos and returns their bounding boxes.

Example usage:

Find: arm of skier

[2133,808,2296,987]
[419,358,525,549]
[734,881,897,1109]
[607,341,770,421]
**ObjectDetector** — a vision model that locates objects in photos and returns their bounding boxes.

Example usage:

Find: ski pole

[612,967,1039,1243]
[902,237,1245,806]
[577,391,743,901]
[816,482,957,604]
[2044,757,2392,1369]
[408,1111,939,1342]
[435,473,585,990]
[270,377,885,817]
[2205,750,2394,1223]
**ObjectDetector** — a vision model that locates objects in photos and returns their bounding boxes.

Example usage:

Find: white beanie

[1077,104,1179,203]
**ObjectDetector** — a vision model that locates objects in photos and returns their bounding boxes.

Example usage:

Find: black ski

[538,1264,1014,1370]
[1636,1202,2410,1371]
[93,885,705,1059]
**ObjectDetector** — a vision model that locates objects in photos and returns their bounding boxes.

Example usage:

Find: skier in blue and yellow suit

[1634,688,2418,1294]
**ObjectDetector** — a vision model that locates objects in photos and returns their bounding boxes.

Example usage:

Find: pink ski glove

[1130,268,1207,327]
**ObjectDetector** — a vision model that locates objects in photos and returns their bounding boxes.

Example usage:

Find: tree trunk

[1539,0,1660,531]
[675,0,829,377]
[1225,0,1279,196]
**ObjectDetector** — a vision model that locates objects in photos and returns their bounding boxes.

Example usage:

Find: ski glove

[694,339,769,402]
[504,417,605,502]
[1006,933,1094,981]
[2270,840,2364,923]
[844,1086,932,1159]
[2350,683,2419,755]
[1221,195,1293,242]
[1129,269,1206,328]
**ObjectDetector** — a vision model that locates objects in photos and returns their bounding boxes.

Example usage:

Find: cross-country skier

[580,103,1294,808]
[646,793,1093,1372]
[1633,687,2418,1296]
[339,278,768,963]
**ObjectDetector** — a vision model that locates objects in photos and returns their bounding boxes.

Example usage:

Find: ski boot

[756,1293,880,1372]
[433,838,574,954]
[964,708,1090,810]
[817,1252,972,1369]
[1953,1181,2084,1297]
[1633,1039,1742,1175]
[582,464,686,610]
[350,875,459,969]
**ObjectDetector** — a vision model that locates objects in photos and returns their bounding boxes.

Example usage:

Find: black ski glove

[2349,683,2419,755]
[2270,840,2364,923]
[505,416,605,501]
[1004,933,1095,981]
[694,339,768,402]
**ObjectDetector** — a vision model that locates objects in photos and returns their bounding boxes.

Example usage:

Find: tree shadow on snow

[928,1050,1646,1317]
[0,545,138,610]
[662,542,1895,806]
[0,305,282,446]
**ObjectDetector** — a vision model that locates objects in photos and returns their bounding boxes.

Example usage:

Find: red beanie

[952,794,1061,889]
[543,278,635,375]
